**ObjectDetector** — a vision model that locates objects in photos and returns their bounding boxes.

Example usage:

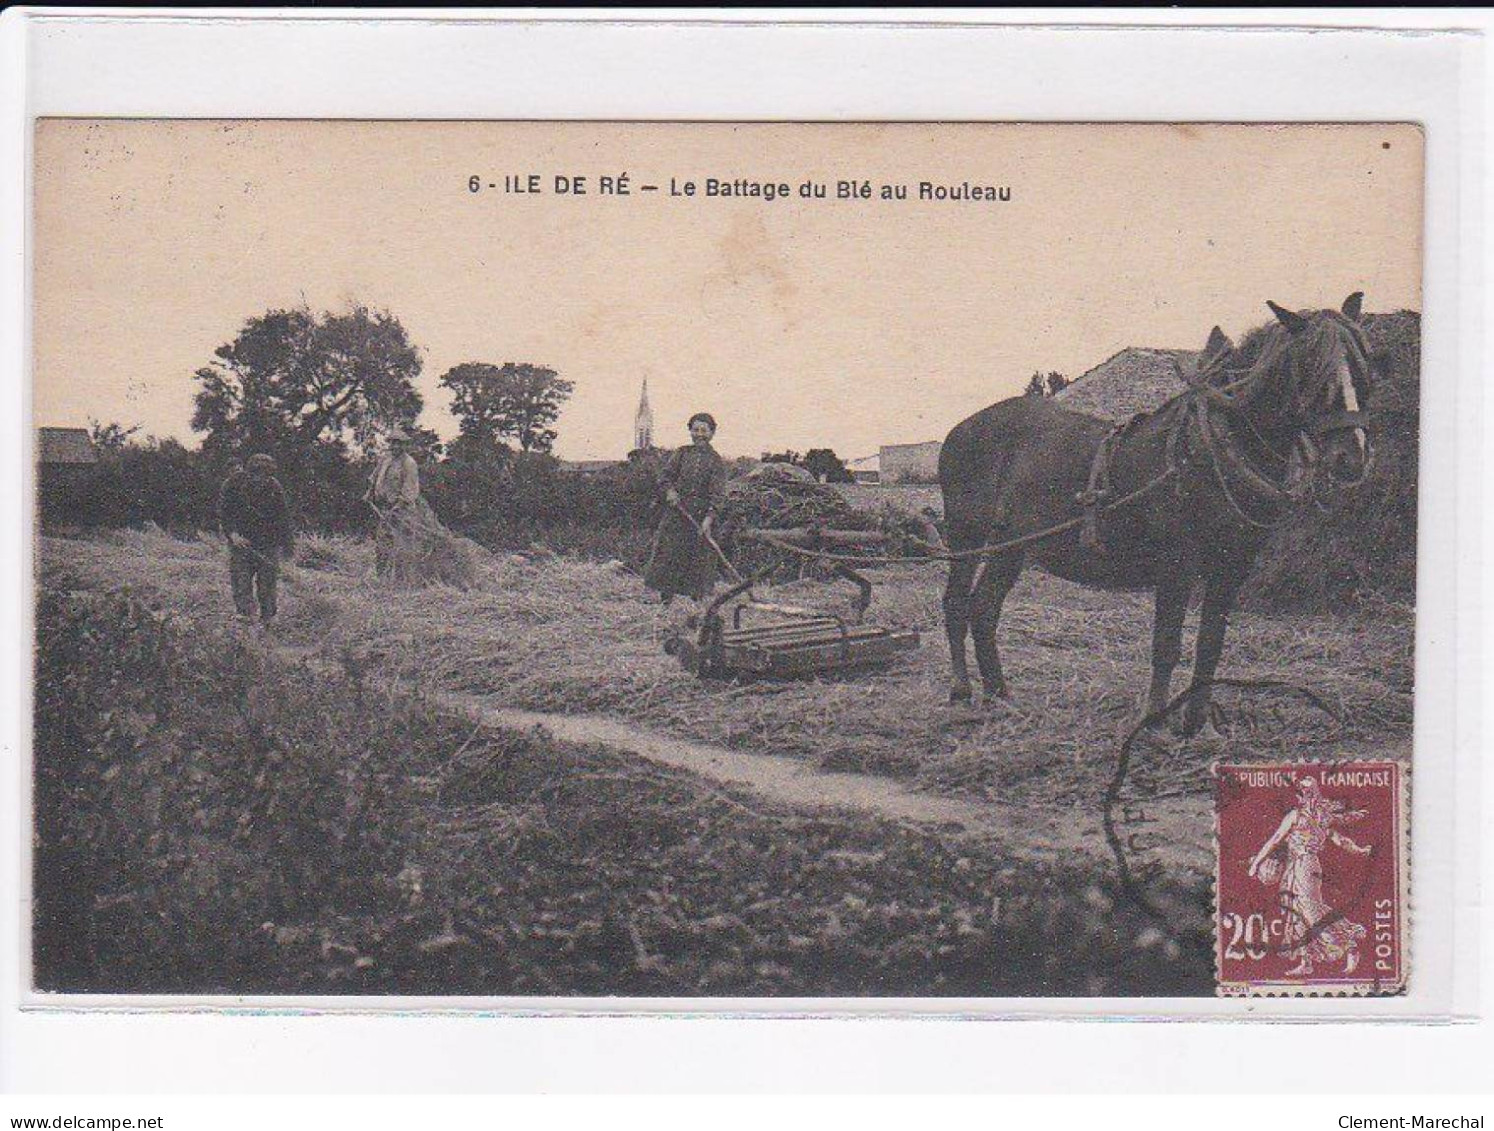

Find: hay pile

[43,527,1414,828]
[1246,310,1421,610]
[373,498,483,590]
[720,465,941,578]
[723,464,863,528]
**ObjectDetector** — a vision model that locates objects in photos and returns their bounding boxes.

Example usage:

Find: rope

[746,468,1182,567]
[1194,401,1302,531]
[739,364,1334,573]
[1101,676,1344,943]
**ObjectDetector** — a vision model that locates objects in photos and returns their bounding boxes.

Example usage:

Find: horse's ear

[1204,325,1233,361]
[1341,291,1365,321]
[1267,300,1309,334]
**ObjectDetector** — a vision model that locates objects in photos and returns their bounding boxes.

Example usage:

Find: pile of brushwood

[719,465,942,579]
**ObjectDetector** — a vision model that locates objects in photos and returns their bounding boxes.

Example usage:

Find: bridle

[1300,316,1375,486]
[1167,314,1376,524]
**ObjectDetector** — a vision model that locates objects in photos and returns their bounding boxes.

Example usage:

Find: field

[35,526,1413,996]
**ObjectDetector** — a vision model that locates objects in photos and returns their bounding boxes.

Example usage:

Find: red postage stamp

[1214,761,1408,996]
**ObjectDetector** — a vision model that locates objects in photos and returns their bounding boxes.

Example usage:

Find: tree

[761,450,803,465]
[191,303,424,460]
[802,448,854,483]
[88,418,141,455]
[439,362,574,455]
[1023,371,1070,397]
[445,430,512,468]
[403,424,445,465]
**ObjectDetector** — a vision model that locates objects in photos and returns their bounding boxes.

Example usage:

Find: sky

[32,121,1423,461]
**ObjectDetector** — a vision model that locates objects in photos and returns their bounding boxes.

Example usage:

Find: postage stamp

[1214,761,1408,996]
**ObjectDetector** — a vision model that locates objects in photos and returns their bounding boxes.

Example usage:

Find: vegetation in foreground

[34,577,1208,996]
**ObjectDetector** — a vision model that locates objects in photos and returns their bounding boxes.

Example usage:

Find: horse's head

[1264,292,1377,486]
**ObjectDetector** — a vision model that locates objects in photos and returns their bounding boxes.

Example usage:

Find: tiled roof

[1055,347,1199,421]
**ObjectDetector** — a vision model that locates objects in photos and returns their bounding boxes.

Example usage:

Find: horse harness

[1074,355,1369,550]
[1076,418,1135,552]
[752,341,1370,573]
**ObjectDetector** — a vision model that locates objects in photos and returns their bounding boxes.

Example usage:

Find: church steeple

[633,377,654,452]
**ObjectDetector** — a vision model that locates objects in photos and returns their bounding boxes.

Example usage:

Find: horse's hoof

[949,687,973,706]
[1173,713,1218,741]
[1140,709,1183,738]
[1191,721,1226,746]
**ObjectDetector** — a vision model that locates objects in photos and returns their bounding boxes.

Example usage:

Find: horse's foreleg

[1147,573,1192,723]
[943,559,977,704]
[970,552,1023,702]
[1179,570,1247,736]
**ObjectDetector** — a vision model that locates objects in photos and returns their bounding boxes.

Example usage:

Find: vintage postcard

[29,120,1422,1001]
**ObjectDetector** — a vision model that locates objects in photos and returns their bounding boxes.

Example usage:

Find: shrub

[44,436,378,539]
[64,439,222,533]
[424,453,656,563]
[32,584,440,991]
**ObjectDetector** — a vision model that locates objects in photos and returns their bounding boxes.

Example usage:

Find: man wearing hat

[367,427,423,576]
[217,452,295,625]
[369,428,421,511]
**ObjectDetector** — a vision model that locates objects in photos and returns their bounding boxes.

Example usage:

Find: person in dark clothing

[218,453,295,624]
[644,412,728,605]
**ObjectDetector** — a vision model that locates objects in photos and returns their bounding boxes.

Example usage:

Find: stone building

[878,440,943,485]
[37,426,99,528]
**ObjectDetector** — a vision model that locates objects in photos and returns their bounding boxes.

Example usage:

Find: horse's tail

[938,400,1030,547]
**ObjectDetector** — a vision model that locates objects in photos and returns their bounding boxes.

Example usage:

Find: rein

[743,466,1181,568]
[1171,331,1371,527]
[743,330,1366,571]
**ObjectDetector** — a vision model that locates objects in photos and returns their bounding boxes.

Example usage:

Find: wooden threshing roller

[663,525,921,680]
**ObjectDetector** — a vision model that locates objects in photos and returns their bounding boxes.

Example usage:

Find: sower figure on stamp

[644,412,728,608]
[218,452,295,626]
[1248,776,1372,977]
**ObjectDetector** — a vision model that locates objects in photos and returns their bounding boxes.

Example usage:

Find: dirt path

[270,636,1104,862]
[440,692,1111,865]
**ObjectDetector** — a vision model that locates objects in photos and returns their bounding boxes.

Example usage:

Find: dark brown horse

[939,294,1377,734]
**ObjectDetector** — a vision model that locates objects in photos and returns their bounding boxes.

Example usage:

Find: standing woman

[645,412,728,606]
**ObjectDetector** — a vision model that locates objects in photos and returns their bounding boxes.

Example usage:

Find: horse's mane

[1209,308,1370,404]
[1223,320,1286,374]
[1137,305,1369,429]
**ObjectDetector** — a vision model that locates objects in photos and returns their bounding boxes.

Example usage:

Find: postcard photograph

[29,120,1422,1001]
